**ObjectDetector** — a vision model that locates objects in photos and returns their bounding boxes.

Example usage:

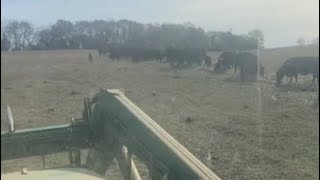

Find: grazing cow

[130,48,153,63]
[237,52,264,82]
[214,60,227,73]
[109,51,120,61]
[164,47,206,68]
[140,49,162,62]
[214,51,264,82]
[204,55,212,68]
[155,50,165,63]
[97,49,102,56]
[108,47,125,61]
[88,53,93,63]
[276,56,319,85]
[187,48,206,66]
[214,51,238,73]
[108,47,163,63]
[98,47,108,56]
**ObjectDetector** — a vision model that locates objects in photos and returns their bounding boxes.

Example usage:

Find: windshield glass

[1,1,319,180]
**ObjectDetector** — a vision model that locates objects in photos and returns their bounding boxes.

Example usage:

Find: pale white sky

[2,0,319,48]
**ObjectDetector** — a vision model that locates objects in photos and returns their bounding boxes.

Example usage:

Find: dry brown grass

[1,46,319,179]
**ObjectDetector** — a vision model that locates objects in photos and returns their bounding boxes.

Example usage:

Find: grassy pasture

[1,45,319,179]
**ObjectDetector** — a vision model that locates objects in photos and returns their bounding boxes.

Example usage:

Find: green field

[1,45,319,180]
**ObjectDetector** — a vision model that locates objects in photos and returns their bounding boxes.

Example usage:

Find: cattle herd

[97,47,206,69]
[90,47,319,85]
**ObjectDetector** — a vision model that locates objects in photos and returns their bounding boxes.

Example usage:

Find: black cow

[143,49,163,62]
[130,49,156,63]
[108,51,119,61]
[237,52,264,82]
[108,47,127,61]
[153,50,165,63]
[204,55,212,68]
[97,47,108,56]
[88,53,93,63]
[276,56,319,85]
[108,47,164,63]
[214,51,238,73]
[214,51,264,82]
[164,48,206,68]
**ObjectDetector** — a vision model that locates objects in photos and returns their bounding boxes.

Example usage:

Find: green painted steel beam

[88,89,221,180]
[1,120,90,161]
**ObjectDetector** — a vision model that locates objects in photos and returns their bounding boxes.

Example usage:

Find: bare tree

[5,21,21,50]
[5,21,34,50]
[20,21,34,49]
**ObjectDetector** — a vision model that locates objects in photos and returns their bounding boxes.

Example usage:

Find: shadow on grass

[277,83,319,92]
[223,75,257,85]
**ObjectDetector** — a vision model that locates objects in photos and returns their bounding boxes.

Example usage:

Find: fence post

[7,105,15,132]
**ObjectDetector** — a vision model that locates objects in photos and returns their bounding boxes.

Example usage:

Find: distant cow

[107,47,162,63]
[164,47,206,68]
[214,52,238,73]
[108,47,124,61]
[88,53,93,63]
[237,52,264,82]
[98,48,108,56]
[154,50,165,63]
[204,55,212,68]
[214,51,264,82]
[276,56,319,85]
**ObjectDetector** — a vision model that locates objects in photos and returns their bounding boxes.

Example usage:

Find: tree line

[1,19,266,52]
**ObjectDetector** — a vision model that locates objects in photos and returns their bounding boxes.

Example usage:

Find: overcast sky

[2,0,319,48]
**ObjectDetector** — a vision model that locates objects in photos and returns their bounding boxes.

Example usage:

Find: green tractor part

[1,89,221,180]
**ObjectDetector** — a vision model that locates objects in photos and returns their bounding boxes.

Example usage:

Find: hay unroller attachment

[1,89,221,180]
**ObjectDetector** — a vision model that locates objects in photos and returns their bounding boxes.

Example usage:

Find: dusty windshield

[1,0,319,180]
